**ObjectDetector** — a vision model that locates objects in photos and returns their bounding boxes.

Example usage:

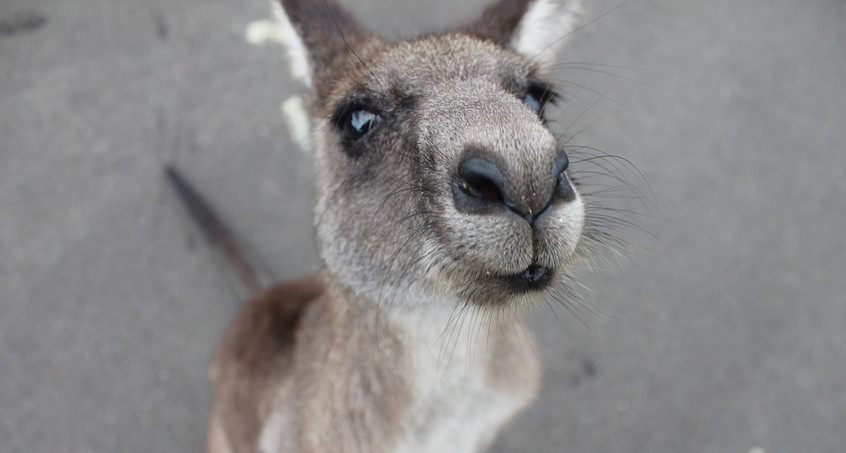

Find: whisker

[547,65,650,86]
[323,0,375,80]
[548,78,629,109]
[547,60,649,72]
[533,0,633,61]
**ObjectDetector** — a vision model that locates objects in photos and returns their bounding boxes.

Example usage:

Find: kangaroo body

[206,1,588,451]
[208,276,538,453]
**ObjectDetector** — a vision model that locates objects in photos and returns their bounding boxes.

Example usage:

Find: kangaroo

[195,0,592,451]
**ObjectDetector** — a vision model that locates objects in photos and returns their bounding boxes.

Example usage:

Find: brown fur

[462,0,533,45]
[209,277,322,452]
[279,0,374,99]
[209,276,411,453]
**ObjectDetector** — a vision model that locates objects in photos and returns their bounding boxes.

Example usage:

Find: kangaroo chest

[389,310,540,453]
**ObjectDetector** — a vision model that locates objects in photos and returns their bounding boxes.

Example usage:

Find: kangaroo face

[278,0,587,307]
[311,35,583,307]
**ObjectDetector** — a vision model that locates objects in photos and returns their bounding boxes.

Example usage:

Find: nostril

[461,173,504,204]
[554,151,569,175]
[458,157,505,204]
[554,151,576,202]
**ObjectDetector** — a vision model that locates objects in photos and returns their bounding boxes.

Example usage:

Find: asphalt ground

[2,0,845,452]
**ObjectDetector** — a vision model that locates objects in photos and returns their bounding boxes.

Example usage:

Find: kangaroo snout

[421,79,578,223]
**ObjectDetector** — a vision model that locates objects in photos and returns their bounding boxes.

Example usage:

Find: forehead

[337,34,538,100]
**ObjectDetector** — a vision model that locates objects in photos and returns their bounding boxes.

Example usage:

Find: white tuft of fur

[511,0,585,65]
[245,20,283,46]
[271,1,313,87]
[259,410,289,453]
[281,95,312,153]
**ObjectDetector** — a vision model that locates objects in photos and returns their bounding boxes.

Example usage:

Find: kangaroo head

[276,0,587,307]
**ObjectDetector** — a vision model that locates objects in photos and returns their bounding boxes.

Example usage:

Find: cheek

[315,185,424,293]
[534,196,585,267]
[440,211,534,274]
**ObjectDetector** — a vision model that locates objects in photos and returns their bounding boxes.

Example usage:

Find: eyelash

[524,84,559,116]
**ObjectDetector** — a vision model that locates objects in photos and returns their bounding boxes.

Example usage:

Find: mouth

[499,264,553,293]
[458,263,557,306]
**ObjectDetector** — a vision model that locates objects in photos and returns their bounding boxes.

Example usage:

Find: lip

[499,264,553,293]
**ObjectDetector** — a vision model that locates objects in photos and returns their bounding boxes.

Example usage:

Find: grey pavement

[2,0,845,452]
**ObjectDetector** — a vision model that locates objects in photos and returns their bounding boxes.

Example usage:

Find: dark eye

[524,92,542,113]
[523,84,558,117]
[341,108,380,142]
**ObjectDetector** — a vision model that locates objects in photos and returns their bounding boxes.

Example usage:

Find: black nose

[453,151,575,221]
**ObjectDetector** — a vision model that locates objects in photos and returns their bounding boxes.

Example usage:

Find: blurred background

[2,0,844,451]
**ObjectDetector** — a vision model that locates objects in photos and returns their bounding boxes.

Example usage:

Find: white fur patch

[259,410,286,453]
[387,304,538,453]
[281,95,312,153]
[271,2,313,87]
[245,20,283,46]
[511,0,585,65]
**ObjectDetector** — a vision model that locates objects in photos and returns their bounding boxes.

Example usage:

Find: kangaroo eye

[342,109,380,141]
[523,84,559,117]
[524,92,542,114]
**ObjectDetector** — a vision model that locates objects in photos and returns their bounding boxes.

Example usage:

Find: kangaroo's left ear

[272,0,374,97]
[462,0,585,65]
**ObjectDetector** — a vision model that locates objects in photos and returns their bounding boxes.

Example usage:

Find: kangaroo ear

[463,0,585,65]
[273,0,371,93]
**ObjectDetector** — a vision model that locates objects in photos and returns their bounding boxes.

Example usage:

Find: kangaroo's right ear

[462,0,585,66]
[273,0,371,94]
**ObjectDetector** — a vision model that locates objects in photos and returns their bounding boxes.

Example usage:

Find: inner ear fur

[460,0,585,64]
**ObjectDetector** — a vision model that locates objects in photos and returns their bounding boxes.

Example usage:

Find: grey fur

[209,1,589,452]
